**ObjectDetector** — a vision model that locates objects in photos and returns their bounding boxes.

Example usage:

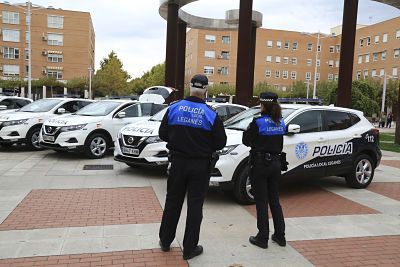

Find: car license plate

[43,135,55,142]
[122,147,139,156]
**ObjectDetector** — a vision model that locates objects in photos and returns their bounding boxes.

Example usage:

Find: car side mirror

[117,111,126,118]
[0,105,7,111]
[287,124,300,134]
[57,108,66,114]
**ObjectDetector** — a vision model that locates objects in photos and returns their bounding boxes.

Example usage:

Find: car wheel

[345,154,375,189]
[84,133,109,159]
[233,164,255,205]
[26,127,42,151]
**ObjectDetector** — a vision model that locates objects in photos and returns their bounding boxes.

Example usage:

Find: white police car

[39,100,166,158]
[0,98,93,149]
[0,96,32,113]
[213,105,382,204]
[114,102,248,167]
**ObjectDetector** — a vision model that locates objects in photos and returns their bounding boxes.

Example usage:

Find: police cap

[259,92,278,103]
[190,74,208,89]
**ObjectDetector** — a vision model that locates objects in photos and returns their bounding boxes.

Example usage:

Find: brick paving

[0,188,163,231]
[381,160,400,169]
[368,182,400,201]
[290,235,400,266]
[244,185,377,218]
[0,248,187,267]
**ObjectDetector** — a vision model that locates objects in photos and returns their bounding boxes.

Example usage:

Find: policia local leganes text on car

[158,74,227,260]
[243,92,288,249]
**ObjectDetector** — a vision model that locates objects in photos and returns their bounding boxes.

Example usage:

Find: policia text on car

[158,74,227,260]
[243,92,288,249]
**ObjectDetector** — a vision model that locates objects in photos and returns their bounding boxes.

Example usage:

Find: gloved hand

[280,152,289,171]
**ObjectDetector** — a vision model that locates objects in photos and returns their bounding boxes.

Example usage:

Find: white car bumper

[39,128,88,150]
[0,124,30,143]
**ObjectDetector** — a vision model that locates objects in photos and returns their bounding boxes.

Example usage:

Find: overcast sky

[24,0,400,78]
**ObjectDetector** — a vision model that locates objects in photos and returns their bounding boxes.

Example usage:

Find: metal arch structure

[159,0,263,104]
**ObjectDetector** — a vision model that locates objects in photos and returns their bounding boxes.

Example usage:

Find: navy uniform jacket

[242,115,286,155]
[159,96,227,159]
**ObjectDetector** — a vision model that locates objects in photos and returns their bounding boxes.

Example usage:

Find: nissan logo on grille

[127,137,135,144]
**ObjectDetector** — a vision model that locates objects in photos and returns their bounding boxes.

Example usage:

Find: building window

[276,41,282,49]
[292,58,297,65]
[3,64,20,76]
[48,53,63,63]
[2,29,20,42]
[363,70,369,79]
[25,48,29,60]
[380,69,385,76]
[222,36,230,44]
[316,59,320,66]
[203,66,214,75]
[394,49,400,59]
[205,35,216,43]
[204,50,215,59]
[47,70,63,79]
[373,53,378,61]
[283,57,289,64]
[219,67,229,75]
[334,74,339,81]
[25,31,30,44]
[317,45,321,52]
[221,51,230,60]
[336,45,340,53]
[396,30,400,40]
[316,73,320,81]
[371,69,377,77]
[305,72,311,81]
[365,54,370,63]
[284,41,289,49]
[274,84,280,89]
[329,46,335,53]
[328,74,334,81]
[358,55,363,64]
[2,11,19,24]
[266,56,272,62]
[267,40,273,48]
[3,47,20,59]
[265,70,271,78]
[283,70,288,79]
[356,70,361,80]
[291,71,297,80]
[25,65,29,77]
[336,60,340,68]
[275,70,280,79]
[393,67,398,78]
[307,43,313,51]
[359,39,364,47]
[47,15,64,29]
[275,56,281,64]
[366,37,371,46]
[307,59,312,67]
[382,33,388,43]
[382,51,386,60]
[293,42,298,50]
[47,33,64,46]
[328,60,334,67]
[374,35,379,44]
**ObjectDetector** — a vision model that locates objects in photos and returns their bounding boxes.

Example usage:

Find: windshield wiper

[226,127,245,131]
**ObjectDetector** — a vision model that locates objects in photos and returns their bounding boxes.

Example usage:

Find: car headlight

[217,145,238,155]
[2,119,28,127]
[147,136,162,144]
[60,124,87,132]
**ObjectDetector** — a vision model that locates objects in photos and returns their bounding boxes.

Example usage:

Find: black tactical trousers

[251,159,285,240]
[159,157,210,254]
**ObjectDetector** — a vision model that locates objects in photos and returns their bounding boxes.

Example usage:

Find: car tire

[26,127,43,151]
[0,143,13,148]
[345,154,375,189]
[233,165,255,205]
[84,133,109,159]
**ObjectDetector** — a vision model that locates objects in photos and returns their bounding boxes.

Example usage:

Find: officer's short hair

[190,74,208,90]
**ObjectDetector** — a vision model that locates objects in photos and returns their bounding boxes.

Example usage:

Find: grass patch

[380,133,400,153]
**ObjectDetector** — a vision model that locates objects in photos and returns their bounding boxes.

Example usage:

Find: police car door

[284,109,328,178]
[112,103,141,138]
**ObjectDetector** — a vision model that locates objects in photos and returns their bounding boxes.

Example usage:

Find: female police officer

[242,92,286,249]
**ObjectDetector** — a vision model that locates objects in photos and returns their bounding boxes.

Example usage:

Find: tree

[285,81,307,98]
[94,51,130,96]
[129,63,165,95]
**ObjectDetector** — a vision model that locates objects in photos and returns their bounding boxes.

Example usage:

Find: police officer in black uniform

[242,92,287,249]
[158,74,227,260]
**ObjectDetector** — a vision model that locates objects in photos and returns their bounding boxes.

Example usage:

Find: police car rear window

[326,111,358,131]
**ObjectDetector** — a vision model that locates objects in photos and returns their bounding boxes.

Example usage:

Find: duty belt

[251,152,281,161]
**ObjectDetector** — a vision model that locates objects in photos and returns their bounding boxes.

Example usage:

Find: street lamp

[379,73,397,114]
[4,1,46,99]
[88,67,93,99]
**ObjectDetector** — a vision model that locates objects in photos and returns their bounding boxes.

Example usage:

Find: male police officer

[158,74,227,260]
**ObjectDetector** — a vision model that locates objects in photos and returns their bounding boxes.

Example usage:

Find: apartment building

[185,17,400,91]
[0,2,95,82]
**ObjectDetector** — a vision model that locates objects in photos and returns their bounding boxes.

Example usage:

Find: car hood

[120,120,161,137]
[0,111,46,122]
[44,114,103,126]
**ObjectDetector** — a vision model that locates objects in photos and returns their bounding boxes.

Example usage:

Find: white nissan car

[0,98,92,149]
[212,105,381,204]
[0,96,33,113]
[39,100,166,158]
[114,102,248,167]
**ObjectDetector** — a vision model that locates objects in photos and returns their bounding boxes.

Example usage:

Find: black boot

[159,240,170,252]
[183,245,203,260]
[272,234,286,247]
[249,236,268,249]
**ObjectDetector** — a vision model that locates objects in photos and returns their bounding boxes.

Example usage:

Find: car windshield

[19,99,62,113]
[224,107,296,131]
[75,101,121,116]
[150,107,168,122]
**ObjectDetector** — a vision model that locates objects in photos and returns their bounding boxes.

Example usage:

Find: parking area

[0,147,399,267]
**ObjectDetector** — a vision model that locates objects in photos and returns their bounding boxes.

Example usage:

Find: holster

[251,152,274,167]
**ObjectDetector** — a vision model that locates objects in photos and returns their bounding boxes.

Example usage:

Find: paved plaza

[0,146,399,266]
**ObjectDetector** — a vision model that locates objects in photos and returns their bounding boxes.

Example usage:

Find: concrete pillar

[84,90,89,99]
[165,2,179,88]
[395,81,400,144]
[64,87,68,98]
[235,0,254,106]
[175,19,187,100]
[337,0,359,108]
[42,86,46,98]
[20,87,25,97]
